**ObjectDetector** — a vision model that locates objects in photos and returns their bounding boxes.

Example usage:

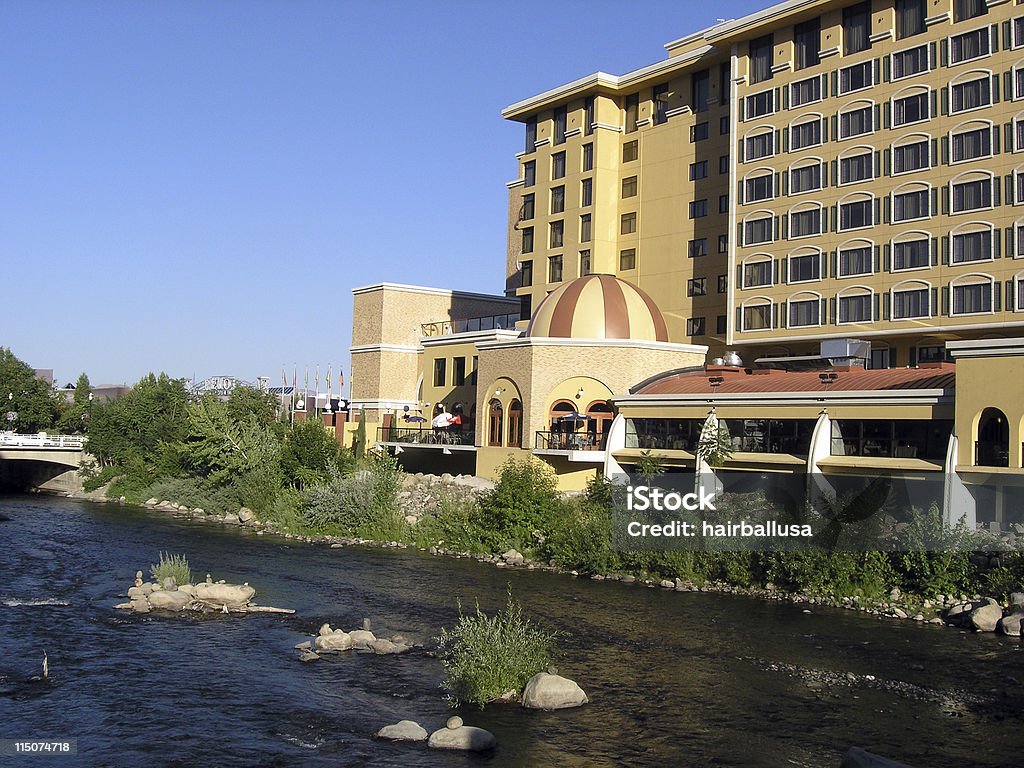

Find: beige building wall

[950,339,1024,467]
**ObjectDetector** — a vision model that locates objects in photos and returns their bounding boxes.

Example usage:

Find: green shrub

[142,477,243,515]
[150,552,192,586]
[413,490,488,552]
[895,504,979,598]
[436,590,559,708]
[543,498,616,574]
[301,453,405,539]
[477,458,566,550]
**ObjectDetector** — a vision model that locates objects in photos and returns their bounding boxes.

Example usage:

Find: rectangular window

[745,131,774,160]
[892,45,929,79]
[719,155,729,174]
[718,274,728,293]
[550,185,565,214]
[654,82,670,124]
[720,62,731,102]
[744,89,774,118]
[717,315,728,334]
[688,200,708,219]
[719,194,729,213]
[843,2,871,55]
[584,97,595,135]
[954,0,987,23]
[893,189,929,221]
[744,217,773,245]
[893,238,930,269]
[549,220,564,248]
[524,160,536,187]
[790,253,821,282]
[743,260,772,287]
[951,179,992,212]
[521,227,534,254]
[893,140,930,173]
[790,209,822,238]
[840,199,873,230]
[691,70,709,113]
[1016,67,1024,100]
[580,214,592,243]
[840,246,873,276]
[548,254,563,283]
[453,357,466,386]
[720,115,730,134]
[951,77,991,113]
[791,76,821,107]
[690,160,708,180]
[719,234,729,253]
[691,122,709,142]
[1016,17,1024,48]
[689,238,707,258]
[839,294,873,323]
[582,143,594,171]
[579,250,591,276]
[621,212,637,234]
[790,163,822,193]
[745,174,773,202]
[622,176,638,198]
[952,229,992,262]
[794,17,821,70]
[581,178,592,207]
[551,152,566,179]
[951,128,991,162]
[896,0,926,40]
[893,92,928,126]
[433,358,446,387]
[790,119,822,150]
[687,277,707,296]
[521,259,533,286]
[839,61,873,94]
[953,282,992,314]
[619,248,636,270]
[840,106,873,138]
[950,28,990,64]
[789,299,820,327]
[554,106,567,145]
[623,140,638,162]
[840,153,873,184]
[525,117,537,153]
[743,303,772,330]
[893,288,929,318]
[521,194,535,220]
[749,34,773,84]
[686,317,707,336]
[1016,172,1024,204]
[625,93,639,133]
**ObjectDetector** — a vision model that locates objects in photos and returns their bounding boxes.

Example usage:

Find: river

[0,494,1021,767]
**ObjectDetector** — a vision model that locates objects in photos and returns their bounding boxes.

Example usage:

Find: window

[548,254,563,283]
[550,220,564,248]
[1016,66,1024,99]
[687,277,707,296]
[745,89,774,118]
[1016,171,1024,204]
[790,252,821,282]
[894,238,930,269]
[689,239,707,258]
[749,34,773,84]
[585,97,595,135]
[619,248,636,270]
[621,211,637,233]
[952,228,992,261]
[521,259,533,286]
[521,194,535,220]
[579,250,591,276]
[953,281,992,314]
[625,93,639,133]
[622,176,637,198]
[839,62,873,94]
[521,227,534,254]
[843,2,871,55]
[954,0,987,23]
[951,127,991,162]
[894,140,929,173]
[720,62,731,102]
[790,119,822,150]
[1016,17,1024,49]
[719,194,729,213]
[789,298,820,326]
[951,178,992,212]
[719,155,729,174]
[689,199,708,218]
[690,160,708,180]
[951,28,990,64]
[554,106,567,144]
[745,173,774,203]
[744,216,774,245]
[893,286,929,318]
[840,246,873,276]
[692,70,709,113]
[893,189,929,221]
[550,186,565,214]
[896,0,926,40]
[623,140,638,162]
[840,198,873,230]
[551,151,566,179]
[719,234,729,253]
[790,163,822,193]
[840,105,873,138]
[525,117,537,153]
[718,274,728,293]
[794,18,821,70]
[840,152,873,184]
[743,302,772,330]
[790,207,822,237]
[583,143,594,171]
[717,315,728,334]
[951,77,991,113]
[488,400,503,447]
[691,122,709,141]
[839,294,873,323]
[743,260,772,287]
[524,160,536,187]
[453,357,466,386]
[580,214,592,243]
[892,45,929,79]
[687,317,707,336]
[654,82,670,124]
[720,115,730,134]
[507,400,522,448]
[791,76,821,107]
[893,92,929,126]
[745,131,774,160]
[581,178,592,207]
[433,358,446,387]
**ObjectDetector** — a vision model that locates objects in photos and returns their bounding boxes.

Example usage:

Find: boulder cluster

[376,715,496,753]
[143,498,260,528]
[943,592,1024,636]
[115,571,291,615]
[296,619,414,662]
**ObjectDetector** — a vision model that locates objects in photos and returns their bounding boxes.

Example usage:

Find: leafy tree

[0,347,61,433]
[226,386,279,425]
[478,458,566,550]
[280,418,344,489]
[56,373,93,434]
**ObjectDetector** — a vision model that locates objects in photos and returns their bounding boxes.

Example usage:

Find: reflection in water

[0,495,1021,767]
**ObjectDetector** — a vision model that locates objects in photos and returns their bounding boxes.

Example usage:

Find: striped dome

[526,274,669,342]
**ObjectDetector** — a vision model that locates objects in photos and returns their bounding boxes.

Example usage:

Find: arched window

[892,230,931,271]
[976,407,1009,467]
[786,291,823,328]
[892,132,931,174]
[741,297,773,331]
[837,238,874,277]
[741,253,774,288]
[788,202,823,239]
[488,400,503,447]
[507,400,522,448]
[838,191,874,231]
[891,182,931,223]
[891,85,930,128]
[836,285,874,324]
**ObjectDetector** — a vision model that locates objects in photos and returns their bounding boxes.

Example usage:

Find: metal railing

[0,432,86,449]
[420,312,521,338]
[534,431,607,451]
[376,427,475,446]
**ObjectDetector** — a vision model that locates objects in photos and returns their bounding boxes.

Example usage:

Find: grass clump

[436,590,559,708]
[150,551,192,586]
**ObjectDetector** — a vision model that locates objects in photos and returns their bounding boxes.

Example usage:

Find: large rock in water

[348,629,376,650]
[193,582,255,609]
[427,725,496,752]
[376,720,428,741]
[521,672,589,709]
[969,602,1004,632]
[148,590,191,612]
[314,631,353,652]
[998,613,1023,637]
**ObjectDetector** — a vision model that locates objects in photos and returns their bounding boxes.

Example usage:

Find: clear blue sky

[2,0,763,390]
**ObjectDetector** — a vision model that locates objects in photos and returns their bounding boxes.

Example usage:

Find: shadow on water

[0,494,1022,767]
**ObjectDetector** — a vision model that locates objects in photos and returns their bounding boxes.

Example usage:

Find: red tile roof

[635,364,955,396]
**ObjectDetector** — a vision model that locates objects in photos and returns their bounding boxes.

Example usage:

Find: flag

[326,364,332,400]
[339,367,344,391]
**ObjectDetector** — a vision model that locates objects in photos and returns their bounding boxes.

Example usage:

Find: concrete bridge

[0,432,89,494]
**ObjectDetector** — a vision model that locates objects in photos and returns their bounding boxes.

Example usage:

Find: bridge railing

[0,432,86,450]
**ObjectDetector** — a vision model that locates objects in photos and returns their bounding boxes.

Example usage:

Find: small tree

[634,449,665,482]
[354,409,367,460]
[696,425,733,467]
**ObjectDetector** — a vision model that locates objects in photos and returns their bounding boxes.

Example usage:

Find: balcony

[534,431,607,452]
[975,441,1010,468]
[420,312,521,338]
[376,426,475,448]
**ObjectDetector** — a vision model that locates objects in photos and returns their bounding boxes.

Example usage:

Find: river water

[0,495,1022,767]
